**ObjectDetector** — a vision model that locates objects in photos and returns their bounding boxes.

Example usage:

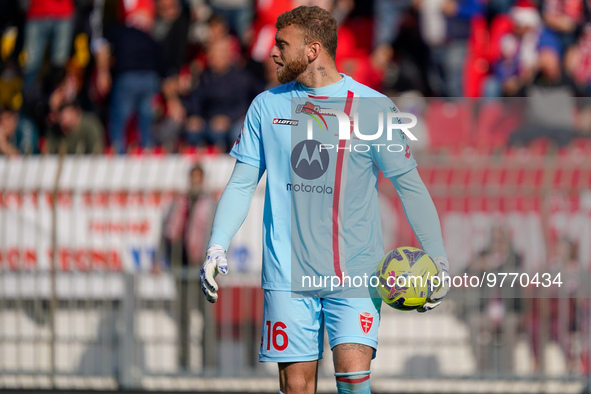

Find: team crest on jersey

[359,312,374,335]
[273,118,299,126]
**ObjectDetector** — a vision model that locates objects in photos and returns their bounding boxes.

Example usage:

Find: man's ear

[307,42,321,62]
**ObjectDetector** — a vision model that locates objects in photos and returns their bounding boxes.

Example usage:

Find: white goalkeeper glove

[200,244,228,303]
[418,256,449,313]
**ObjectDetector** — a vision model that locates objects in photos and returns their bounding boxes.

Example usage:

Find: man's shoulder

[344,77,401,116]
[347,77,387,99]
[253,82,299,103]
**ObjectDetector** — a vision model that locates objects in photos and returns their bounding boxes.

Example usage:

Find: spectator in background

[185,0,213,46]
[154,0,190,65]
[150,0,191,151]
[66,0,100,112]
[485,0,541,97]
[19,66,78,142]
[509,58,577,147]
[565,23,591,96]
[206,0,254,44]
[0,0,26,109]
[204,12,232,43]
[94,6,163,154]
[539,0,585,57]
[184,37,263,151]
[373,0,413,50]
[150,67,192,152]
[0,106,39,156]
[440,0,484,97]
[0,0,26,71]
[163,164,215,368]
[488,0,517,16]
[22,0,75,90]
[44,101,104,155]
[465,225,523,374]
[529,237,586,374]
[382,4,433,94]
[372,0,412,92]
[416,0,448,96]
[47,68,79,123]
[164,164,214,270]
[0,61,23,118]
[508,36,578,148]
[199,13,242,64]
[154,0,190,93]
[535,0,586,105]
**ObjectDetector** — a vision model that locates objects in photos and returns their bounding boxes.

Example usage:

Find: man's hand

[200,245,228,303]
[418,256,449,313]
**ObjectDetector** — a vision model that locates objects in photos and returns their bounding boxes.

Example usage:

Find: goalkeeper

[201,6,449,394]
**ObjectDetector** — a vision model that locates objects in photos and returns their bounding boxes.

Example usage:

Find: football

[375,247,440,311]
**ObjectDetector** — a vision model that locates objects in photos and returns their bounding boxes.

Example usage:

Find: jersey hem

[329,336,378,360]
[259,353,323,363]
[329,336,378,350]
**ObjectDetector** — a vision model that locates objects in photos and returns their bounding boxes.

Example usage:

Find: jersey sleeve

[371,101,417,178]
[230,95,266,170]
[389,168,447,258]
[208,161,265,250]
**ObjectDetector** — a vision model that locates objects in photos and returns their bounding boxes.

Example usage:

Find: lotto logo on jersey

[273,118,299,126]
[359,312,374,335]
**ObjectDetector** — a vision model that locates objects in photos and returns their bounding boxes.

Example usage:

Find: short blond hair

[275,6,337,59]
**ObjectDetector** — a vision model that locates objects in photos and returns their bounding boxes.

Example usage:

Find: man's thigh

[323,297,382,354]
[259,290,324,363]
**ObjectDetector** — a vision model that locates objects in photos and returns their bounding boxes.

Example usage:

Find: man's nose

[269,45,279,58]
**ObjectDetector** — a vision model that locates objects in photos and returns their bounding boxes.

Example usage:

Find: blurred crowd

[461,226,590,375]
[0,0,590,155]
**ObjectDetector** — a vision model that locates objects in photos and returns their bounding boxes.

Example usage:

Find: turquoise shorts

[259,290,382,362]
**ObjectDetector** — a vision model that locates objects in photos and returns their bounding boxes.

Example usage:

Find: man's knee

[333,343,373,372]
[279,361,318,394]
[282,375,316,394]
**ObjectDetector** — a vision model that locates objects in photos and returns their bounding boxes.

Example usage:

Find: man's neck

[297,63,342,89]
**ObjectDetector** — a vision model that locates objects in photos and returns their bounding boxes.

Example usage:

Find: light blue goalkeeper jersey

[230,74,417,295]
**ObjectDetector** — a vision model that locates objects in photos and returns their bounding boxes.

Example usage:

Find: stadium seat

[425,100,473,153]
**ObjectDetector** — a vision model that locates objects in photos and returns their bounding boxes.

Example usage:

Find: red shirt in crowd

[27,0,75,19]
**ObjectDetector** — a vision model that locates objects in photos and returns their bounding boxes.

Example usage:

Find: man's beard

[277,54,308,84]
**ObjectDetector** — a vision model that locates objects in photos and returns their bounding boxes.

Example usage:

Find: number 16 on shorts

[262,321,289,351]
[259,291,324,362]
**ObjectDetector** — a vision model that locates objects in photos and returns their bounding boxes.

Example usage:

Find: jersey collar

[298,74,349,97]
